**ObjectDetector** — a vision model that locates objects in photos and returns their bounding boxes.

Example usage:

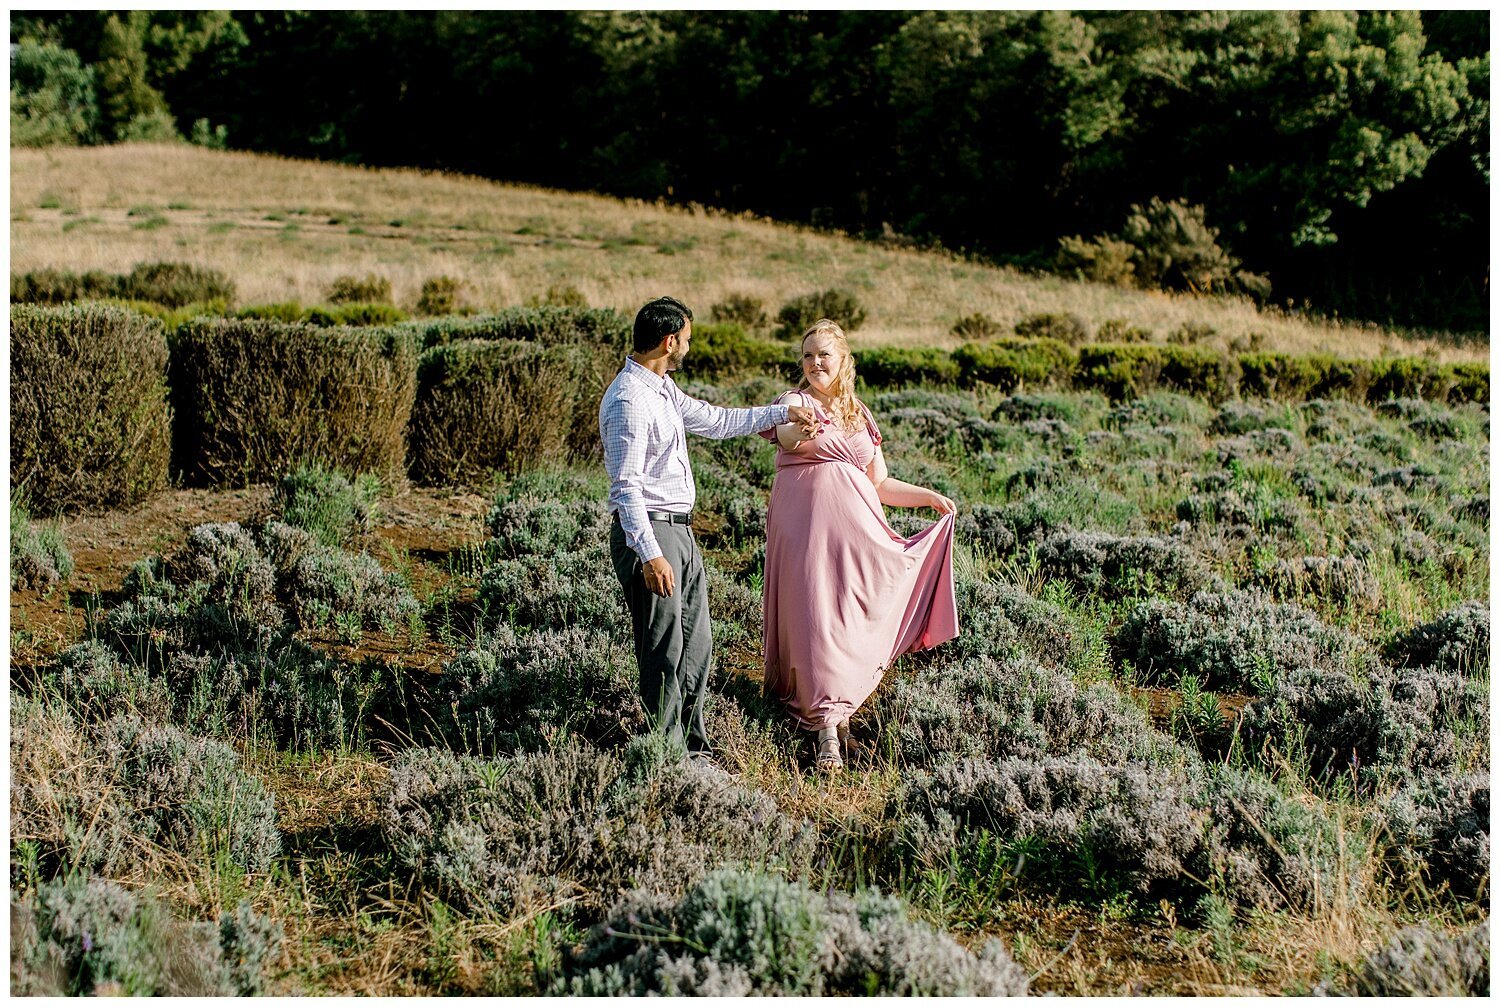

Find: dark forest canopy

[11,10,1490,333]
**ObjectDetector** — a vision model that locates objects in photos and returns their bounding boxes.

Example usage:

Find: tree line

[11,10,1489,333]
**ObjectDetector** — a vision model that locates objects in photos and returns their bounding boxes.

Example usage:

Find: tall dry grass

[10,144,1485,362]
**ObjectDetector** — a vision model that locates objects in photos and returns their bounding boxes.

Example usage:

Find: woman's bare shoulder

[776,389,813,407]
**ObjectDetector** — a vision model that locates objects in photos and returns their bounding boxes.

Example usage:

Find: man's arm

[601,394,663,565]
[673,383,789,439]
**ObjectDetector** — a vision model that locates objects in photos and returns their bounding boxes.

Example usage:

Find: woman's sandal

[816,727,844,774]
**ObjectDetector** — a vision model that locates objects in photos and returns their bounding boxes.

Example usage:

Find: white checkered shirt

[600,357,788,563]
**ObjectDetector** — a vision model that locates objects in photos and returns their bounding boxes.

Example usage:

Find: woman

[761,318,959,773]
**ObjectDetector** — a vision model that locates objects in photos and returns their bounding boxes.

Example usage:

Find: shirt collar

[624,356,671,393]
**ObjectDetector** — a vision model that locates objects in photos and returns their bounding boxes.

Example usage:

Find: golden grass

[11,143,1485,362]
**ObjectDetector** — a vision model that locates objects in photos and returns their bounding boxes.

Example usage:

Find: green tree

[10,39,98,146]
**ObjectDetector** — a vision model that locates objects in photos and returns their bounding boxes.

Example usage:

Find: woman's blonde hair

[798,318,864,431]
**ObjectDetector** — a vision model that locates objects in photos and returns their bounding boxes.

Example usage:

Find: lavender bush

[1115,588,1372,692]
[10,501,73,592]
[556,868,1028,995]
[1325,924,1490,996]
[1379,772,1490,902]
[879,653,1166,769]
[11,877,283,996]
[380,736,811,917]
[433,625,643,753]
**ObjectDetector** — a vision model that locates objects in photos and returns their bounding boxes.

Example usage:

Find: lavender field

[10,365,1489,994]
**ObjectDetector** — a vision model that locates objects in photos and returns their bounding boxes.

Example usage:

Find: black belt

[616,510,692,525]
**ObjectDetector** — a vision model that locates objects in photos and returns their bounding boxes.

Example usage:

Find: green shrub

[774,289,868,339]
[326,273,392,305]
[401,306,630,352]
[118,110,181,143]
[1055,234,1137,287]
[117,262,234,308]
[11,267,118,303]
[531,282,588,307]
[1167,321,1215,345]
[1237,352,1330,400]
[710,293,769,330]
[1121,197,1269,298]
[953,338,1076,391]
[10,500,73,592]
[1097,318,1153,343]
[233,301,308,324]
[304,302,409,327]
[271,464,381,547]
[236,301,408,327]
[950,312,1000,340]
[11,876,282,996]
[1015,311,1089,344]
[854,346,961,388]
[416,276,463,316]
[408,338,615,483]
[1075,344,1237,402]
[11,304,172,513]
[686,322,789,380]
[171,319,418,486]
[1371,357,1449,402]
[1445,363,1488,405]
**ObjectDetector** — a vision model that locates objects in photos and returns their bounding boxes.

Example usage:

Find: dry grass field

[10,143,1485,362]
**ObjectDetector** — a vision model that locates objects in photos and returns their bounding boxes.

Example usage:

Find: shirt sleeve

[672,381,789,440]
[600,393,663,564]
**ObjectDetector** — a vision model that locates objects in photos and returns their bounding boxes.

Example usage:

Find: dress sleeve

[859,400,883,447]
[759,390,806,442]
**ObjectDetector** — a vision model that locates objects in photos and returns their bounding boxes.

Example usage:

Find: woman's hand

[927,490,957,515]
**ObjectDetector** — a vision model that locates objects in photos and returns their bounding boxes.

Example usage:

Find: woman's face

[801,332,843,394]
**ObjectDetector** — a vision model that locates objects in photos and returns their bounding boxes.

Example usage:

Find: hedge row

[11,305,172,513]
[11,304,627,511]
[11,303,1490,513]
[841,342,1487,406]
[408,338,616,484]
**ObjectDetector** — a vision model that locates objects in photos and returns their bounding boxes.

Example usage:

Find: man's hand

[785,404,820,438]
[642,556,676,597]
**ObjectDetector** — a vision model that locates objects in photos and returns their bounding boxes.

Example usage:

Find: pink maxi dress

[760,391,959,729]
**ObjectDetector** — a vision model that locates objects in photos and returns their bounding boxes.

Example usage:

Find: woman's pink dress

[760,391,959,729]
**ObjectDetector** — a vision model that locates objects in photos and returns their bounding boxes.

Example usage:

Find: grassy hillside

[10,144,1484,362]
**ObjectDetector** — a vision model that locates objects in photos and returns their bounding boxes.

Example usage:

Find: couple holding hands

[600,296,959,774]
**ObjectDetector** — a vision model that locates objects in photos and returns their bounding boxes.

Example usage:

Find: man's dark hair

[633,296,693,353]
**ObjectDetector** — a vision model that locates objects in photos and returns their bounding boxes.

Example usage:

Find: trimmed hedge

[953,338,1075,391]
[12,262,234,308]
[170,319,418,486]
[408,338,616,483]
[855,346,961,387]
[11,304,172,514]
[399,306,631,351]
[1075,343,1238,402]
[686,322,790,380]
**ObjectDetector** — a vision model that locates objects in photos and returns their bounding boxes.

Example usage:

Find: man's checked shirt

[600,357,788,563]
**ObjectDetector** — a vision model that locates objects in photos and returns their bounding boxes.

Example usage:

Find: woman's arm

[773,392,814,449]
[866,445,956,513]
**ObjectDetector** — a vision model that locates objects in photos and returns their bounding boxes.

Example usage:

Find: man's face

[665,319,692,370]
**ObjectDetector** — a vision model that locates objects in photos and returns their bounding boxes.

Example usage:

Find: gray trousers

[610,519,712,755]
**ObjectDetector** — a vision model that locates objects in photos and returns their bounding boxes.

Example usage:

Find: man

[601,295,816,775]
